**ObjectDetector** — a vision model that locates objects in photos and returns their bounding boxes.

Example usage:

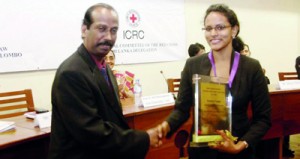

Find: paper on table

[34,111,51,128]
[0,120,15,133]
[24,111,36,119]
[141,93,175,108]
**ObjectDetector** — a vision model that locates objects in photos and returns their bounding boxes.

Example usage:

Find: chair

[0,89,35,119]
[167,78,181,93]
[278,72,298,81]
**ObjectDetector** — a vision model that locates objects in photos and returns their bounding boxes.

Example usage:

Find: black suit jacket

[166,52,271,158]
[48,44,149,159]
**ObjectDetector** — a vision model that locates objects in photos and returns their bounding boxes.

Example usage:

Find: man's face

[82,7,119,59]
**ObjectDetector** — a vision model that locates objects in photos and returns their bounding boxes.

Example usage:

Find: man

[188,43,206,57]
[49,3,160,159]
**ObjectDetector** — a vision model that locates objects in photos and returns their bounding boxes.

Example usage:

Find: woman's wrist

[242,141,248,149]
[236,140,248,151]
[161,121,170,136]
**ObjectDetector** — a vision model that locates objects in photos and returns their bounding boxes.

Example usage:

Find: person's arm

[164,59,194,137]
[239,60,272,147]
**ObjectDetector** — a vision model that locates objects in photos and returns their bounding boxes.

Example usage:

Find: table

[0,116,50,159]
[122,98,192,159]
[257,86,300,159]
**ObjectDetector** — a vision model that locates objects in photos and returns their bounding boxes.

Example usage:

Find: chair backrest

[167,78,181,93]
[278,72,298,81]
[0,89,35,119]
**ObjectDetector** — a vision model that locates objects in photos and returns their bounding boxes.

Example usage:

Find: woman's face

[241,45,250,56]
[204,12,238,52]
[104,50,115,69]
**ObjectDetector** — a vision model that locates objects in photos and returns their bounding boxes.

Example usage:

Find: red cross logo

[126,10,140,27]
[130,14,137,23]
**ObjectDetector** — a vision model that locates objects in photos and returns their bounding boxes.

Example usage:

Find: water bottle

[134,79,142,107]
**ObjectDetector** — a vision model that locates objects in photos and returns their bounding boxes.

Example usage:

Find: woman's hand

[209,130,247,154]
[118,76,129,99]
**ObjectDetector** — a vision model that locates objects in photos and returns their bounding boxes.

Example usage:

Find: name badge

[141,93,175,108]
[278,80,300,90]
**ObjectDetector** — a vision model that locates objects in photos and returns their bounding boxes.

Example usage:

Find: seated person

[188,43,206,57]
[105,50,134,99]
[240,44,251,56]
[296,56,300,79]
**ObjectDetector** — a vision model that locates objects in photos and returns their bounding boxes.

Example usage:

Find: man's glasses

[202,25,231,32]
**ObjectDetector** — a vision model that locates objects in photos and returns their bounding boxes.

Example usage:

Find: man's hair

[188,43,205,57]
[82,3,117,29]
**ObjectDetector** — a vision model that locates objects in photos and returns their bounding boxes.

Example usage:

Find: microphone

[160,70,177,99]
[160,70,169,91]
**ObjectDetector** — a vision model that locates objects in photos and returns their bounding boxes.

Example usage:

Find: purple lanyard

[208,51,240,88]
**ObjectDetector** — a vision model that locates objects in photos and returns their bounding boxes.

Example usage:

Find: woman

[158,4,271,159]
[105,50,134,98]
[241,44,251,56]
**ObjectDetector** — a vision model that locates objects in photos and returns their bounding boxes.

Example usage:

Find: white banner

[0,0,185,73]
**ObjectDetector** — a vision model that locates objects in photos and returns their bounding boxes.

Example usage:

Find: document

[0,120,15,133]
[24,111,36,119]
[34,111,51,128]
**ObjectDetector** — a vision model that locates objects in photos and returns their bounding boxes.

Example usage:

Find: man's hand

[157,121,170,139]
[146,127,162,148]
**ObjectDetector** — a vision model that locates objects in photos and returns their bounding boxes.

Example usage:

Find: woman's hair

[188,43,205,57]
[204,4,240,51]
[244,44,250,51]
[233,36,244,53]
[110,50,115,57]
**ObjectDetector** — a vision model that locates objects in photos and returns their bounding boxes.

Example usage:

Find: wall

[1,0,300,110]
[186,0,300,81]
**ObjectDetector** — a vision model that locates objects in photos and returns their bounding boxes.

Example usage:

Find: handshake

[146,121,170,148]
